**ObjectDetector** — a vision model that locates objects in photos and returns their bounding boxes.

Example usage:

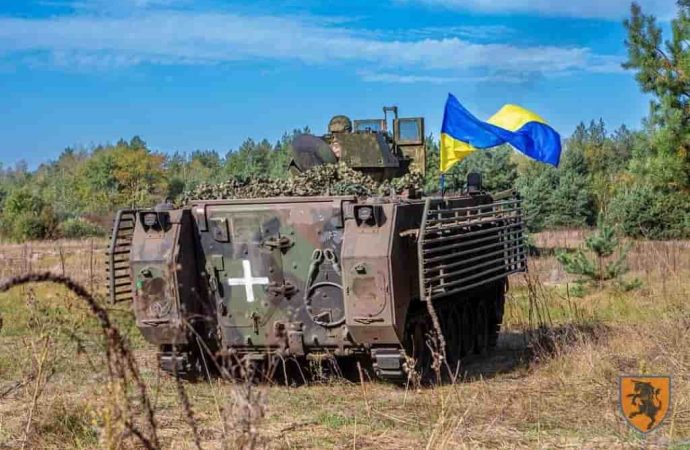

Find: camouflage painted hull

[107,191,526,381]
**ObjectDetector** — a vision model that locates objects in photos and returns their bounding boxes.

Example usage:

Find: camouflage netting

[182,163,424,202]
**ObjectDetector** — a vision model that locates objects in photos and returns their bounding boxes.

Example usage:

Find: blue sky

[0,0,676,168]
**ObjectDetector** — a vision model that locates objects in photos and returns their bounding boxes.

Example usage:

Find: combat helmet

[328,115,352,134]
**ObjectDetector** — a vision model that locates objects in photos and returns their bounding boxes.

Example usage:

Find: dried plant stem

[172,346,203,450]
[352,415,357,450]
[356,362,371,419]
[0,272,160,450]
[20,334,51,450]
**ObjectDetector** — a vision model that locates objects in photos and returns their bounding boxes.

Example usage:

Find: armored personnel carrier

[107,107,527,381]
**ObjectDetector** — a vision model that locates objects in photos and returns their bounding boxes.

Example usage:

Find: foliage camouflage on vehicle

[182,163,425,202]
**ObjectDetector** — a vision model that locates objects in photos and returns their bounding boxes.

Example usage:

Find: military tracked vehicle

[107,107,527,381]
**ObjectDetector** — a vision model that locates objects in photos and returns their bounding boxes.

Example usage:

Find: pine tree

[625,2,690,153]
[516,160,558,231]
[556,218,637,290]
[610,1,690,239]
[624,1,690,184]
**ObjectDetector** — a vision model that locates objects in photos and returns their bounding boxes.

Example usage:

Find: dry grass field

[0,231,689,449]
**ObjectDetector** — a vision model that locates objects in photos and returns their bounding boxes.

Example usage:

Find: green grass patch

[316,412,355,428]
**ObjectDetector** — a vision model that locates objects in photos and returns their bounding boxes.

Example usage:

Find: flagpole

[440,172,446,198]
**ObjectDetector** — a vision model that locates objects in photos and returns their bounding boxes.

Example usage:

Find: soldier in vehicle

[288,115,351,174]
[326,115,352,159]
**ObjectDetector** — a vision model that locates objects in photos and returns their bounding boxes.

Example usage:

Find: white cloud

[406,0,676,20]
[359,71,462,84]
[0,10,622,82]
[359,70,539,84]
[387,24,514,41]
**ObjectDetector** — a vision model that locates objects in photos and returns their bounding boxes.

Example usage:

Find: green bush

[9,212,51,241]
[0,188,58,241]
[58,218,106,238]
[608,184,690,239]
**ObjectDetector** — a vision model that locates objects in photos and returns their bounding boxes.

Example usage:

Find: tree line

[0,130,301,241]
[0,2,688,241]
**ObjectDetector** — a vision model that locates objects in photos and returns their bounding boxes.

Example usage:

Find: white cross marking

[227,259,269,303]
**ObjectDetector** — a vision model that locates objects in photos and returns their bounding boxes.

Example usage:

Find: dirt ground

[0,231,689,449]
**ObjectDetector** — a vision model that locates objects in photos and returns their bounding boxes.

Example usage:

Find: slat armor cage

[418,190,527,302]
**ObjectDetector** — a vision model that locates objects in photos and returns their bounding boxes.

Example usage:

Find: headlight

[357,206,373,222]
[143,213,158,227]
[140,211,171,231]
[355,205,383,226]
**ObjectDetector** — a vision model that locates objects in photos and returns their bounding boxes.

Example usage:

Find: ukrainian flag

[440,93,561,172]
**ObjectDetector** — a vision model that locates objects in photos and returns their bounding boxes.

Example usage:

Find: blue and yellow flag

[440,93,561,172]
